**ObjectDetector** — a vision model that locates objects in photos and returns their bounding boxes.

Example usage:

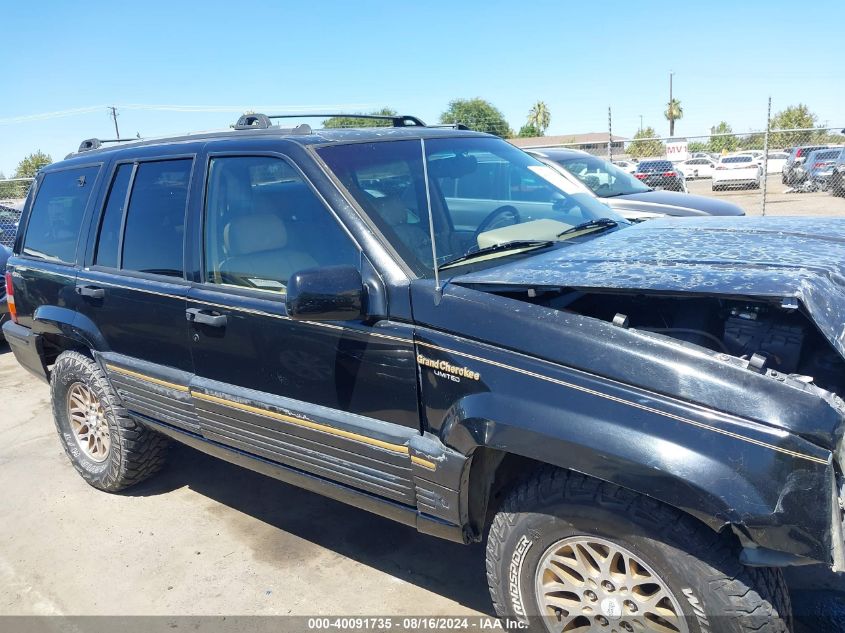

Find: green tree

[708,121,738,153]
[687,141,708,153]
[769,104,821,147]
[664,98,683,136]
[440,98,511,137]
[323,107,398,128]
[518,123,541,138]
[14,150,52,179]
[626,127,665,158]
[527,101,551,136]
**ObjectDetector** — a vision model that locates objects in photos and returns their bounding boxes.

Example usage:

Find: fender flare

[441,391,836,565]
[32,305,107,352]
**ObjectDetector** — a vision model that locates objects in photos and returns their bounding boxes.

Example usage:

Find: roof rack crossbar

[233,113,427,130]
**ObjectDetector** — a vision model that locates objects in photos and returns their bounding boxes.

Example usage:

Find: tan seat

[372,195,433,262]
[220,214,317,285]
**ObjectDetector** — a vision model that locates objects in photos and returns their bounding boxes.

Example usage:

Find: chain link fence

[0,177,33,247]
[508,103,845,216]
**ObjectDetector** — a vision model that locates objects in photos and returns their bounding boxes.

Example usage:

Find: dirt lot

[686,174,845,217]
[1,336,844,631]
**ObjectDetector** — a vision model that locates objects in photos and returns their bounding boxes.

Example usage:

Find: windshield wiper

[557,218,618,238]
[439,240,553,269]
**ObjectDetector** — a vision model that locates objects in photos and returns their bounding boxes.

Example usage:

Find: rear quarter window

[22,166,100,263]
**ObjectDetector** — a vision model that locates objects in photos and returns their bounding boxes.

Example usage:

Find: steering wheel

[474,205,521,240]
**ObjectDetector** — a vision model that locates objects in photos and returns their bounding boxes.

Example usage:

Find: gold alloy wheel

[535,536,689,633]
[66,382,111,463]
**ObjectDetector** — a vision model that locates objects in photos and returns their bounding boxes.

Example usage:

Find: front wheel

[485,468,791,632]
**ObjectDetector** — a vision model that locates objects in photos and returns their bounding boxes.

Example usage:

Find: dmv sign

[666,139,689,162]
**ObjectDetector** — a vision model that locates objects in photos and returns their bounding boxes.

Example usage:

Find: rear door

[76,155,198,433]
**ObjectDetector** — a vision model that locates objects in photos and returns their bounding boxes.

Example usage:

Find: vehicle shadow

[126,443,845,625]
[129,443,493,615]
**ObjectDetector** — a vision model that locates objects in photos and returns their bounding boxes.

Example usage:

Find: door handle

[186,307,227,328]
[76,285,105,299]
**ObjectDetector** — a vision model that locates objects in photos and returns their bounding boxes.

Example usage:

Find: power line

[0,103,379,125]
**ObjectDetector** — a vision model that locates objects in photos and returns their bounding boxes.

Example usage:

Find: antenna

[419,138,441,303]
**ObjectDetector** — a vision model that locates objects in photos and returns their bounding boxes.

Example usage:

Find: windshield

[551,154,651,197]
[721,156,753,163]
[317,137,625,277]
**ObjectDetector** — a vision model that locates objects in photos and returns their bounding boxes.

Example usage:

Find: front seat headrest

[224,214,287,256]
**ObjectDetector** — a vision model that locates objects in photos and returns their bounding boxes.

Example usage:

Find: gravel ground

[686,174,845,217]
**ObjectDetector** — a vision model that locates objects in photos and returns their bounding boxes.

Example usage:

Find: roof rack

[76,138,139,153]
[233,113,427,130]
[427,123,470,130]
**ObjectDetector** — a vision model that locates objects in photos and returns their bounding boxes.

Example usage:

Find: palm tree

[527,101,551,136]
[664,99,683,136]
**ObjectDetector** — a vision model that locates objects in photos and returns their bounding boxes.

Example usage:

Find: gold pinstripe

[415,341,830,466]
[106,364,190,392]
[103,364,436,471]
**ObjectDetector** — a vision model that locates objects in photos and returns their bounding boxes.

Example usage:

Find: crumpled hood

[455,216,845,359]
[606,190,745,217]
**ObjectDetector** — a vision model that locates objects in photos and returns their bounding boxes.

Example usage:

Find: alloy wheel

[66,382,111,462]
[535,536,689,633]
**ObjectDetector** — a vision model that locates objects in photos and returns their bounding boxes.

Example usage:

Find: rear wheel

[51,351,169,491]
[485,468,792,633]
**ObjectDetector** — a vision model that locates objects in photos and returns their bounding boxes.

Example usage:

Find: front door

[186,153,421,505]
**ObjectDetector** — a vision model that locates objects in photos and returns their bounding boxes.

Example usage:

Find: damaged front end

[448,216,845,569]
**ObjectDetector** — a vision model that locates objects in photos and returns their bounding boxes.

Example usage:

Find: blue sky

[1,0,842,175]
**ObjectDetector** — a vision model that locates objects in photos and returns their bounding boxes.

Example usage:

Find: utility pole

[108,106,120,140]
[639,114,643,132]
[668,71,674,137]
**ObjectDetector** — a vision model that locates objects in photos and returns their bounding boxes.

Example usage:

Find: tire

[486,468,791,633]
[51,350,169,492]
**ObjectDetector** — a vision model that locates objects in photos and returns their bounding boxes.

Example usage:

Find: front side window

[203,156,358,293]
[23,166,100,262]
[121,159,191,277]
[318,137,625,276]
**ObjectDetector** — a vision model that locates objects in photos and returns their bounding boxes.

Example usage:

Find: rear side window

[23,166,100,263]
[94,163,133,268]
[121,159,191,277]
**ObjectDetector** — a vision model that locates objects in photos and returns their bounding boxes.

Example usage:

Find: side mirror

[286,265,365,322]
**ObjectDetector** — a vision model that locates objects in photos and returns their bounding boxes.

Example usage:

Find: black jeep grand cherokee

[4,114,844,633]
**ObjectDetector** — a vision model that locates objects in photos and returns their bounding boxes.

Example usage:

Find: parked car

[831,149,845,196]
[679,156,717,179]
[712,155,762,190]
[802,148,843,191]
[0,244,9,339]
[633,159,687,191]
[611,159,637,174]
[763,151,790,175]
[529,148,744,217]
[6,116,843,631]
[783,145,830,185]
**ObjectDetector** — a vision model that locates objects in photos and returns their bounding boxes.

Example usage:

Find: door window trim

[196,150,363,300]
[85,154,196,282]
